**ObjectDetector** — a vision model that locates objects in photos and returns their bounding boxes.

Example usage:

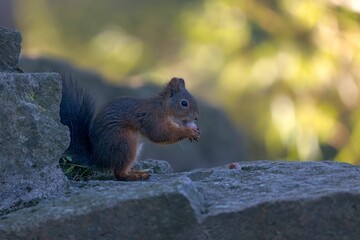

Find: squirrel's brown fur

[60,77,200,181]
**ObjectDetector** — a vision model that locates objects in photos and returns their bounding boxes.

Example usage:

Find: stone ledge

[1,161,360,239]
[0,177,205,239]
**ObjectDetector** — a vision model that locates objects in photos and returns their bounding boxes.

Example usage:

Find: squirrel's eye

[180,99,189,108]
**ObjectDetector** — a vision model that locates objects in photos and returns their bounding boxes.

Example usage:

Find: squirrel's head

[162,77,199,128]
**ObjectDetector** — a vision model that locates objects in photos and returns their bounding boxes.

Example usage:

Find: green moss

[28,91,35,101]
[59,156,114,181]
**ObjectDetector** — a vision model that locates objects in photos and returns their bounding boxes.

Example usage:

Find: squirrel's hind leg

[113,135,149,181]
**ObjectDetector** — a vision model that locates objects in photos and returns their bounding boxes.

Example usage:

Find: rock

[0,27,22,72]
[0,72,69,214]
[1,161,360,239]
[197,161,360,240]
[133,159,173,174]
[19,57,248,171]
[0,177,205,240]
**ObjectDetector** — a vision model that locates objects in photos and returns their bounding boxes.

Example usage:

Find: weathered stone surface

[0,177,205,240]
[196,161,360,240]
[1,161,360,239]
[0,27,22,72]
[133,159,173,174]
[0,73,69,213]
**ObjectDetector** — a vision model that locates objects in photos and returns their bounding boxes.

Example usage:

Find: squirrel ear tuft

[168,77,185,91]
[162,77,186,97]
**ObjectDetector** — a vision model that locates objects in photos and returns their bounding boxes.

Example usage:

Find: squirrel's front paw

[188,128,200,142]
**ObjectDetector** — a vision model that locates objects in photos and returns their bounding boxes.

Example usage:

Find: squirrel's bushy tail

[60,75,95,165]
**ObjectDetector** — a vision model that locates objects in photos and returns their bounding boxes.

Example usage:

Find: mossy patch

[59,156,114,181]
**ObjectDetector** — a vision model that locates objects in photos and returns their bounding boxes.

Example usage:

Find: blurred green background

[3,0,360,164]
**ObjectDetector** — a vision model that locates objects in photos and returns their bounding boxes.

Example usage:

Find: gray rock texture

[0,72,69,213]
[0,27,22,72]
[133,158,173,174]
[1,161,360,240]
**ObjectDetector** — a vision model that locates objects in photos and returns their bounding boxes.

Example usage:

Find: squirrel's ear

[169,77,185,91]
[162,77,186,97]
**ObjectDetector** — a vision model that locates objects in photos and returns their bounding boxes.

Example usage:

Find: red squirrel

[60,77,200,181]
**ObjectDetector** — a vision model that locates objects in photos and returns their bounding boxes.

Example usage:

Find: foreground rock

[1,161,360,240]
[0,73,69,214]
